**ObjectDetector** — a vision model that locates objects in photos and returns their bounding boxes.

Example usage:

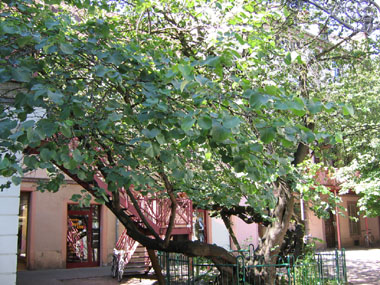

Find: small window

[348,202,360,236]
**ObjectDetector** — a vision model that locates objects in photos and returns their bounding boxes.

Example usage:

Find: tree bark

[221,213,241,251]
[257,179,295,284]
[147,248,165,285]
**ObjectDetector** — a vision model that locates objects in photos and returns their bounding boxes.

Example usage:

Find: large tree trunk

[105,202,237,281]
[257,179,295,284]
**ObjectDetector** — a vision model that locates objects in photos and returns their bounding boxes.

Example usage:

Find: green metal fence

[158,248,347,284]
[315,249,347,283]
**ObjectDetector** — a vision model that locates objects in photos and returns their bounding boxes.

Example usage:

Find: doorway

[66,204,100,268]
[17,192,30,271]
[325,211,336,248]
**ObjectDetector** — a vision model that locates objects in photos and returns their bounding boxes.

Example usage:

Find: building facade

[0,177,20,284]
[306,169,380,249]
[17,170,118,270]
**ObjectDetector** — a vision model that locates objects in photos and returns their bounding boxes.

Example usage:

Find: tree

[289,1,380,218]
[0,0,360,283]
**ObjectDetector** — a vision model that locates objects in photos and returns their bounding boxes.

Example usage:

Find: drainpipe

[300,194,305,221]
[115,219,119,245]
[334,189,342,250]
[365,217,369,240]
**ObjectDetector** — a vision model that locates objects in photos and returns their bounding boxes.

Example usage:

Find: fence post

[248,243,255,261]
[342,248,347,282]
[318,254,323,282]
[166,252,170,285]
[286,255,293,285]
[237,255,245,285]
[187,256,191,285]
[335,248,340,282]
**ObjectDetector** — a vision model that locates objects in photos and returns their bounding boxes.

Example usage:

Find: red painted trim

[66,204,100,268]
[334,189,342,250]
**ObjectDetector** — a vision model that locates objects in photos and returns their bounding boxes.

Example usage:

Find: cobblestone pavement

[346,248,380,284]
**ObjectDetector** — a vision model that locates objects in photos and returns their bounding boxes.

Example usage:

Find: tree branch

[159,171,177,247]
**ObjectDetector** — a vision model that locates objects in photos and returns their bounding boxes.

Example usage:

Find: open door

[17,192,30,271]
[324,211,336,248]
[66,204,100,268]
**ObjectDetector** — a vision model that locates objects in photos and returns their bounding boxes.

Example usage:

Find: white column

[0,177,20,285]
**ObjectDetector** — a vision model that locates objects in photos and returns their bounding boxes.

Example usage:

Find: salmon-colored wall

[307,194,380,249]
[339,196,380,247]
[232,216,259,249]
[305,207,325,249]
[22,181,117,269]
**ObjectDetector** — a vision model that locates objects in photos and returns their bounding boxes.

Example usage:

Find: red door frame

[66,205,100,268]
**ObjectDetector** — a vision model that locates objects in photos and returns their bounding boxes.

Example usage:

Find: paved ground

[17,248,380,284]
[17,266,157,285]
[346,248,380,284]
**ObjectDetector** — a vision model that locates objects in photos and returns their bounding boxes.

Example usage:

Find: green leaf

[342,105,354,116]
[59,43,74,55]
[11,176,21,185]
[72,149,83,163]
[181,117,196,131]
[180,80,189,92]
[202,161,214,170]
[291,109,306,116]
[107,52,123,66]
[47,90,64,104]
[17,36,33,48]
[211,126,230,142]
[156,133,166,145]
[71,194,82,202]
[178,64,192,77]
[233,161,246,173]
[142,128,161,139]
[260,127,276,143]
[289,98,305,116]
[264,86,280,96]
[12,67,31,83]
[40,148,53,162]
[335,133,343,143]
[61,125,72,138]
[0,157,10,169]
[173,169,185,180]
[307,99,323,114]
[198,116,212,130]
[284,53,291,65]
[249,91,269,109]
[223,117,240,129]
[94,65,108,77]
[145,143,160,157]
[201,56,220,67]
[250,143,263,152]
[24,156,39,168]
[281,138,293,148]
[109,113,122,122]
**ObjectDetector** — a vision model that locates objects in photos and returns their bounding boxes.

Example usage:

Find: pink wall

[21,181,117,269]
[307,194,380,249]
[231,217,259,250]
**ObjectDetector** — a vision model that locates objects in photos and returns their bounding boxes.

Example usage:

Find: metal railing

[158,248,347,284]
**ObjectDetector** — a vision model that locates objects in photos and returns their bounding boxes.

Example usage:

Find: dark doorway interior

[325,211,336,248]
[17,192,30,271]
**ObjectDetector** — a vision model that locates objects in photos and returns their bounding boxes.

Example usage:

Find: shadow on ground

[345,248,380,285]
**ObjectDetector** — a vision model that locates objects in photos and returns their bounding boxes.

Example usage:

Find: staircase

[93,175,193,276]
[124,244,151,275]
